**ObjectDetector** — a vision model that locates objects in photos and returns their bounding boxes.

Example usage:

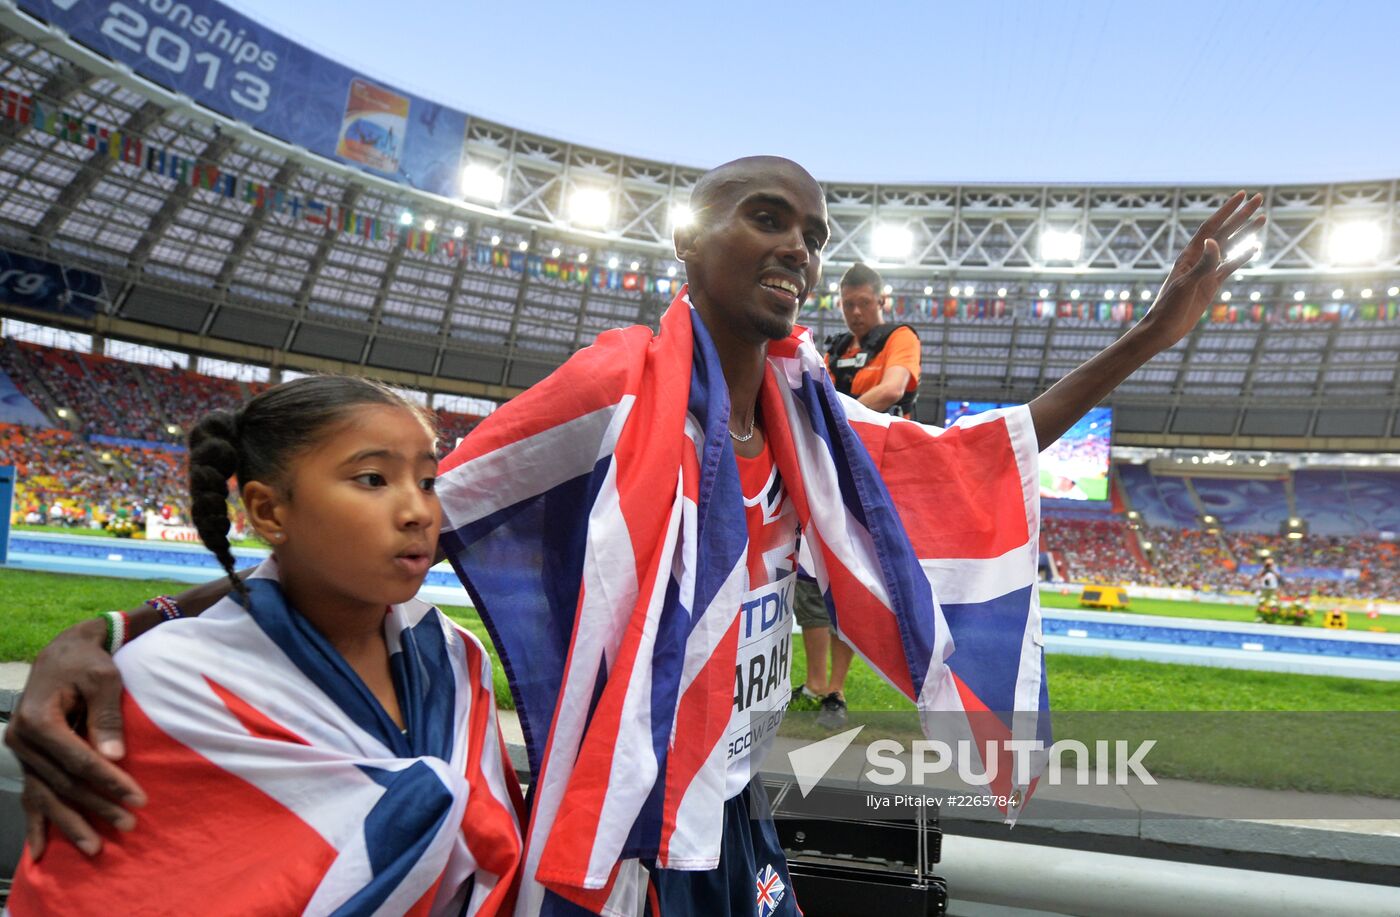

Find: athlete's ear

[674,224,699,264]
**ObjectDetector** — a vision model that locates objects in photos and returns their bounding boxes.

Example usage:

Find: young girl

[7,376,523,916]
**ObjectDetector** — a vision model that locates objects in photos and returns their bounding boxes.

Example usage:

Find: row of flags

[475,245,673,293]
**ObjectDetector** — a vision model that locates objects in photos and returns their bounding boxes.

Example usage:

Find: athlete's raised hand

[1138,190,1266,347]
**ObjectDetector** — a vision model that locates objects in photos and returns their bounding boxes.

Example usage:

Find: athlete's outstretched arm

[1028,191,1263,452]
[4,573,242,858]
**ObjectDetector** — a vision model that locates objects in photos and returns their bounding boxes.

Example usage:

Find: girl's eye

[420,477,437,493]
[354,473,387,487]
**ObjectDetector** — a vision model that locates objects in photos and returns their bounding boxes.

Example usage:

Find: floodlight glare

[452,225,465,239]
[1038,287,1050,298]
[964,284,975,296]
[607,257,620,270]
[1249,291,1261,301]
[569,188,613,228]
[399,211,413,226]
[1227,232,1261,264]
[1332,288,1344,300]
[461,164,505,203]
[578,252,589,264]
[1103,289,1115,300]
[423,218,437,232]
[997,287,1008,298]
[551,247,561,258]
[950,286,962,297]
[871,224,914,260]
[1119,290,1130,300]
[630,261,640,271]
[667,266,677,278]
[828,282,838,293]
[1390,286,1399,297]
[882,284,893,295]
[518,240,529,252]
[1040,228,1082,262]
[490,235,501,246]
[1294,290,1305,301]
[924,285,934,295]
[1070,289,1081,300]
[670,203,694,228]
[1327,220,1383,264]
[1361,288,1373,298]
[1140,290,1152,300]
[1221,291,1231,301]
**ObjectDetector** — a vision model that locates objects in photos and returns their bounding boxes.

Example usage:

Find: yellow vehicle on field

[1079,585,1129,610]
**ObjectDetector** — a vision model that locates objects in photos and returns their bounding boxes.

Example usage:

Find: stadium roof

[0,4,1397,450]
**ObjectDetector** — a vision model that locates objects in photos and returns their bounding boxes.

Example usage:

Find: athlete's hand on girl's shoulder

[4,617,145,859]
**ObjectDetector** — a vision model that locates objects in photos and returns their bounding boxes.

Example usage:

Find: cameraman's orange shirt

[826,326,921,397]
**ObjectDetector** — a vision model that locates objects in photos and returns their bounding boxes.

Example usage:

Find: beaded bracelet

[101,610,130,655]
[145,594,184,623]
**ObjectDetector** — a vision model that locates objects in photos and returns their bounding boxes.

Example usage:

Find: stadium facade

[0,1,1397,452]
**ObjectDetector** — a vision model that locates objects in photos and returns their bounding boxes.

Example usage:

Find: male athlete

[7,156,1263,916]
[796,261,924,727]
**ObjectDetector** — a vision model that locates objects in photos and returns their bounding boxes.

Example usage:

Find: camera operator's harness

[823,323,920,420]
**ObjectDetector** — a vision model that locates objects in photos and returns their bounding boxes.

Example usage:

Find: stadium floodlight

[1332,288,1344,300]
[828,281,838,293]
[1221,291,1232,302]
[630,261,640,271]
[1141,542,1153,552]
[871,224,914,260]
[452,225,465,239]
[461,164,505,204]
[551,247,561,258]
[517,240,529,252]
[1140,290,1152,300]
[1294,290,1306,301]
[1119,290,1130,300]
[950,285,962,297]
[165,424,180,436]
[668,266,678,278]
[569,188,613,228]
[1327,220,1383,265]
[1103,289,1115,300]
[1390,286,1400,297]
[670,203,694,228]
[608,257,620,270]
[399,211,414,226]
[882,284,894,295]
[1039,228,1082,262]
[1038,288,1050,298]
[964,284,975,296]
[55,407,69,418]
[1249,291,1261,301]
[578,252,589,263]
[1361,288,1373,298]
[924,285,934,296]
[423,218,437,232]
[997,287,1008,298]
[490,235,501,246]
[1070,289,1081,300]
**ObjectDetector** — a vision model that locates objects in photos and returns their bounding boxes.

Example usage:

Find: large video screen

[943,401,1112,501]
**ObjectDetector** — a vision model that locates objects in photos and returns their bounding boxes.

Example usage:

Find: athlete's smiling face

[678,158,829,343]
[250,404,441,616]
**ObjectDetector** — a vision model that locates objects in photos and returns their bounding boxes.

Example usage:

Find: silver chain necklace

[728,413,756,443]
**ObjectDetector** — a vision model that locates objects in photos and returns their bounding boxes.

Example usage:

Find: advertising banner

[16,0,469,197]
[0,248,103,317]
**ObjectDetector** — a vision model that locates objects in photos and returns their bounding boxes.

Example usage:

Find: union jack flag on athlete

[755,864,788,917]
[7,560,524,917]
[437,287,1048,916]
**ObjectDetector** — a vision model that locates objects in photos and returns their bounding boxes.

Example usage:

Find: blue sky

[227,0,1399,185]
